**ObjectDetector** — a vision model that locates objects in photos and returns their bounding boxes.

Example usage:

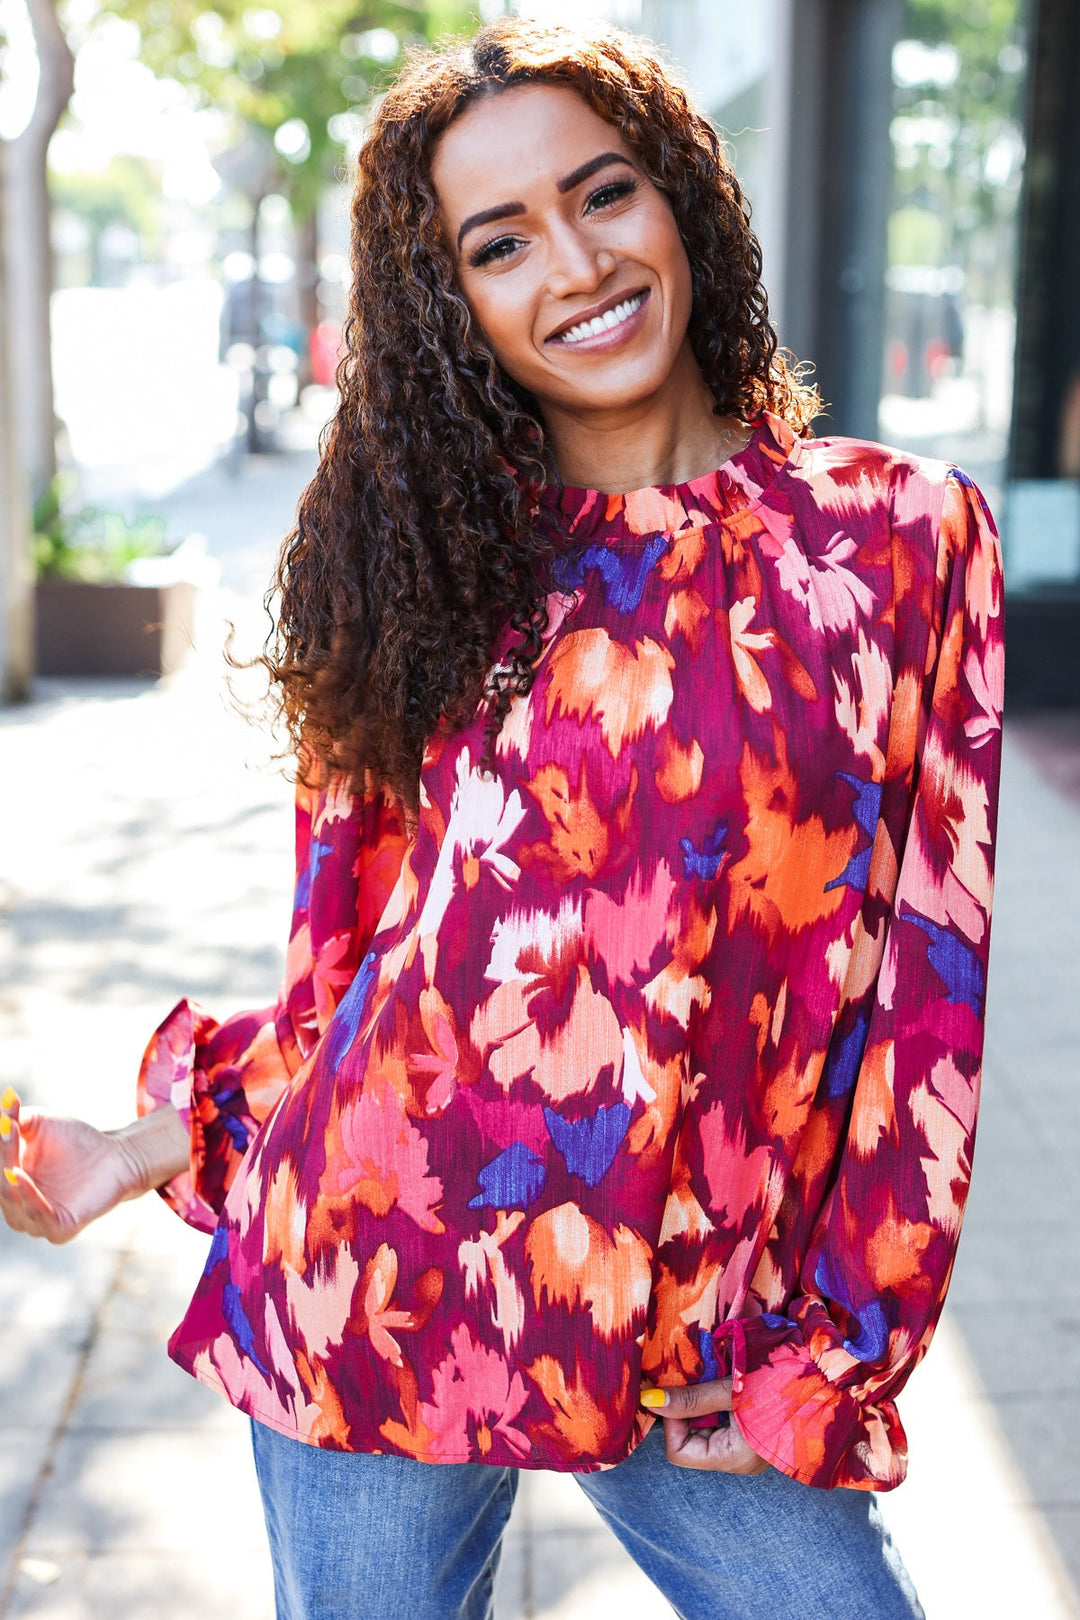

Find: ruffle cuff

[712,1316,908,1491]
[135,997,221,1234]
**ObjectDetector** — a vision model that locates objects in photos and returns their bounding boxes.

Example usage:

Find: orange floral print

[137,415,1003,1489]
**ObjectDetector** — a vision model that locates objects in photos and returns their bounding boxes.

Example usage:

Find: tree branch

[22,0,75,151]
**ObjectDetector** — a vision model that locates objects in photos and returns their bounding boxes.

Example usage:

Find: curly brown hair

[264,16,820,809]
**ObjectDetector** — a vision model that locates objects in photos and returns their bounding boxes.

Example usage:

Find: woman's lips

[545,288,651,355]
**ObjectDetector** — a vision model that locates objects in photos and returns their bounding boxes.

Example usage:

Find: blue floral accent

[948,464,994,517]
[213,1086,251,1153]
[825,773,882,892]
[321,950,378,1070]
[813,1257,889,1363]
[821,1008,871,1098]
[680,821,729,881]
[204,1224,229,1275]
[551,536,667,612]
[902,908,986,1014]
[544,1103,631,1187]
[842,1300,890,1362]
[467,1142,548,1210]
[552,545,587,594]
[206,1226,271,1377]
[294,837,334,910]
[222,1280,271,1375]
[588,536,669,612]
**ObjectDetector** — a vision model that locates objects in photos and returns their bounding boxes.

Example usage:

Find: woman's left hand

[639,1378,770,1474]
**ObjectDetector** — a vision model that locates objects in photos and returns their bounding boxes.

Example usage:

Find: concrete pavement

[2,447,1079,1618]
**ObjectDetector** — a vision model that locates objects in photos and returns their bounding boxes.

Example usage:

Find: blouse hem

[168,1342,649,1474]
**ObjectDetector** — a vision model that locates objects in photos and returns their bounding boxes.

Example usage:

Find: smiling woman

[432,87,742,489]
[264,21,819,807]
[0,16,1003,1620]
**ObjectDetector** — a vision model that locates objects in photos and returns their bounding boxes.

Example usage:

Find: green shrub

[33,477,169,583]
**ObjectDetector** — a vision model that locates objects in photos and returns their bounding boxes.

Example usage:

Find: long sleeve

[724,469,1005,1489]
[151,419,1014,1472]
[136,769,409,1232]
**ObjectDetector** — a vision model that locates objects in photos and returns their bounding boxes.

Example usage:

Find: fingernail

[0,1116,10,1139]
[3,1168,16,1185]
[0,1087,15,1110]
[639,1388,668,1409]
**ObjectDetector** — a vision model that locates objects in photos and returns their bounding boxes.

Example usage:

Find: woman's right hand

[0,1088,170,1244]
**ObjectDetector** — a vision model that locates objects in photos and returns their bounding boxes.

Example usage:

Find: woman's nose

[545,226,617,300]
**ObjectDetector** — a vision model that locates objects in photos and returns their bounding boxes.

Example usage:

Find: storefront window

[879,0,1028,526]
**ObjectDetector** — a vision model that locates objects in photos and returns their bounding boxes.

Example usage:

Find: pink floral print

[137,413,1003,1490]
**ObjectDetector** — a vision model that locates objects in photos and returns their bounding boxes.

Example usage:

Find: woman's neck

[541,340,751,493]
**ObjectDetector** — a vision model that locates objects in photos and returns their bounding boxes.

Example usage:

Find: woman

[0,18,1002,1620]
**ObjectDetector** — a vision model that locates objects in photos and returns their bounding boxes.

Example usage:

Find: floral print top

[138,412,1004,1490]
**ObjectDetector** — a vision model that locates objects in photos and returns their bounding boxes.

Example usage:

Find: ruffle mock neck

[536,410,798,546]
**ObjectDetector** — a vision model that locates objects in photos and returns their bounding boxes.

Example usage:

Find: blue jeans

[251,1418,924,1620]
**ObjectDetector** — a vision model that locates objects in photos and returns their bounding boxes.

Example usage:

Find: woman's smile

[545,287,651,350]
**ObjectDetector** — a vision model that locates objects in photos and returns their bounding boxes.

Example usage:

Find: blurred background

[1,2,1078,1617]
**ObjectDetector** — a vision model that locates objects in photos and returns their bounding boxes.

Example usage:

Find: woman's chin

[534,355,676,416]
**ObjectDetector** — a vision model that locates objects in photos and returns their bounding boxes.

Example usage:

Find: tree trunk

[5,0,75,510]
[0,140,34,701]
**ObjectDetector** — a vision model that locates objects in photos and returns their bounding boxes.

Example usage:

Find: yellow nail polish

[639,1388,668,1409]
[0,1116,10,1139]
[3,1168,16,1185]
[0,1087,15,1111]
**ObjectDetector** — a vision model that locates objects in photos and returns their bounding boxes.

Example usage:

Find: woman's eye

[469,235,520,268]
[465,179,636,266]
[585,178,638,213]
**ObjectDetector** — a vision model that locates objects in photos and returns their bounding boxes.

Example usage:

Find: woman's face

[431,83,695,419]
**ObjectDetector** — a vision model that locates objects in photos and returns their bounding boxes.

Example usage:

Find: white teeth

[557,290,645,345]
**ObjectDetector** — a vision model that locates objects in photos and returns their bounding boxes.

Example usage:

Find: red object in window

[310,322,345,388]
[926,339,951,379]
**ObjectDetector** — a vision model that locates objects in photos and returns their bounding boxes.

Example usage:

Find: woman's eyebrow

[457,201,526,252]
[556,151,634,194]
[455,153,634,253]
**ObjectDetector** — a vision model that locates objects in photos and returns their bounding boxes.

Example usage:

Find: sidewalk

[2,449,1079,1618]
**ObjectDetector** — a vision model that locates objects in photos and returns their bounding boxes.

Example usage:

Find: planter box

[35,579,197,678]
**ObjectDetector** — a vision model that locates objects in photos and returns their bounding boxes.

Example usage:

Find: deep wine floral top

[138,412,1004,1491]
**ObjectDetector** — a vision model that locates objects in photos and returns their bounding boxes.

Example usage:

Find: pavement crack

[0,1241,134,1618]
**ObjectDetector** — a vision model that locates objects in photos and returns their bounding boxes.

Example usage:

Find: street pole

[0,138,34,703]
[781,0,901,440]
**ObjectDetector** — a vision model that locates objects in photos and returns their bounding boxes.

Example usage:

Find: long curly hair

[264,16,820,808]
